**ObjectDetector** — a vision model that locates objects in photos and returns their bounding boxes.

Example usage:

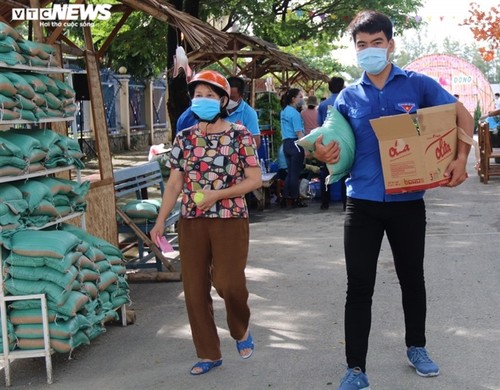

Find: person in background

[176,104,197,131]
[150,70,261,376]
[317,76,346,211]
[317,76,345,125]
[227,76,261,149]
[301,95,319,135]
[486,107,500,117]
[274,144,288,205]
[176,76,261,149]
[495,92,500,110]
[313,10,474,390]
[280,88,307,208]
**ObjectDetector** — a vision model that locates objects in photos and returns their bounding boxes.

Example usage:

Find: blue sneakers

[407,346,440,377]
[338,367,370,390]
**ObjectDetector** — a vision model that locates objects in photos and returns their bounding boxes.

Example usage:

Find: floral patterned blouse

[167,123,259,219]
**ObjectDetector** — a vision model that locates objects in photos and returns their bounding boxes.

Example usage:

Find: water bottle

[260,158,267,174]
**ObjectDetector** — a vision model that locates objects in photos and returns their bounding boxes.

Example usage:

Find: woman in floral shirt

[150,70,262,375]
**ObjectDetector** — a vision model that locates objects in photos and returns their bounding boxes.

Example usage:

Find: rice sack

[296,106,355,184]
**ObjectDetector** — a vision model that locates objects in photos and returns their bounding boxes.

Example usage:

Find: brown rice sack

[0,22,23,41]
[2,71,35,99]
[0,74,17,96]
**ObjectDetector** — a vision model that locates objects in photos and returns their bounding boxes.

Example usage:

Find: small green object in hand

[194,192,204,205]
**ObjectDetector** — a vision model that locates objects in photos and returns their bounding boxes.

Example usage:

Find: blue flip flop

[236,331,254,359]
[190,359,222,375]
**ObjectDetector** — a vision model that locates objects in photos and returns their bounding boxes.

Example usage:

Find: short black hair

[328,77,344,94]
[348,10,393,42]
[227,76,245,96]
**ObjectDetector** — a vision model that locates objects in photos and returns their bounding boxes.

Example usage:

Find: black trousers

[282,139,305,199]
[343,197,427,372]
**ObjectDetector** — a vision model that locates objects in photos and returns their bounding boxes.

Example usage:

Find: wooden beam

[82,24,113,181]
[2,0,27,8]
[96,7,133,62]
[29,0,43,42]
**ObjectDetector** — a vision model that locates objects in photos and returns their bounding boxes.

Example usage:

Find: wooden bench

[113,161,180,274]
[252,172,277,210]
[478,122,500,184]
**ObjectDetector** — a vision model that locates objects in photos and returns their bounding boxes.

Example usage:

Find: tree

[393,25,439,68]
[461,2,500,61]
[198,0,423,46]
[88,0,424,79]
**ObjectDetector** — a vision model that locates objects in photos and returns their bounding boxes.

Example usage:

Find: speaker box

[72,73,90,101]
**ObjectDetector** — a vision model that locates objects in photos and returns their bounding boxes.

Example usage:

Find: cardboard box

[370,103,457,194]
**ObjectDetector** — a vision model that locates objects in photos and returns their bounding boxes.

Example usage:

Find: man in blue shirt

[176,76,261,149]
[317,76,345,125]
[227,76,261,149]
[176,106,197,132]
[314,10,474,390]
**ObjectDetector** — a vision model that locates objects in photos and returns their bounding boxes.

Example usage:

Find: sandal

[236,331,254,359]
[190,359,222,375]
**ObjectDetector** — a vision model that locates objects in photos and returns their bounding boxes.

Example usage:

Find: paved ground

[3,151,500,389]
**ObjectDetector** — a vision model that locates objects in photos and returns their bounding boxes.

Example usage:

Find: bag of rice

[2,71,36,99]
[296,106,355,184]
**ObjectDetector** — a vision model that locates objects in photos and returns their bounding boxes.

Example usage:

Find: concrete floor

[2,151,500,389]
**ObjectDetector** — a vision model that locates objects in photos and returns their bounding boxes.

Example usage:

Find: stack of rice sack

[2,226,130,354]
[0,70,77,122]
[0,177,89,232]
[0,21,58,68]
[0,22,77,122]
[0,22,27,67]
[0,315,16,353]
[0,184,28,233]
[0,127,85,177]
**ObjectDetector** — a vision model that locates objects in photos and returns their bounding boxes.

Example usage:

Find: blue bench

[114,161,180,272]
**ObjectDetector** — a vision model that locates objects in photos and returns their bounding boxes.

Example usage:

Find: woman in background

[280,88,307,208]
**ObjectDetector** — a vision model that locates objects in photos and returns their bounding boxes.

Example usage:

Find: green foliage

[283,38,344,78]
[92,13,168,80]
[474,101,482,133]
[78,0,425,81]
[255,92,281,158]
[200,0,423,46]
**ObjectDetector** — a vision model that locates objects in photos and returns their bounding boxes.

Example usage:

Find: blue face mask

[356,47,389,75]
[191,97,221,122]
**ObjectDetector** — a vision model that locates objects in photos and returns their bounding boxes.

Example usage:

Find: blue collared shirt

[280,105,304,139]
[317,93,340,126]
[176,107,197,132]
[334,64,456,202]
[227,100,260,136]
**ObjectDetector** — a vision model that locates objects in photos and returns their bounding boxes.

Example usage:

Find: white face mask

[226,99,239,110]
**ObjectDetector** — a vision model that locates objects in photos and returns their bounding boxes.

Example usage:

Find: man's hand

[314,135,340,164]
[443,157,468,187]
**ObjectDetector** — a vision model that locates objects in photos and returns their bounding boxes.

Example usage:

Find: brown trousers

[178,217,251,360]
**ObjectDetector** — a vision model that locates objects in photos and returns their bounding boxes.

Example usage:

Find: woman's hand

[194,189,218,212]
[149,221,166,246]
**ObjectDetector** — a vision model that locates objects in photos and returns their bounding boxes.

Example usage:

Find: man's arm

[488,108,500,117]
[443,102,474,187]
